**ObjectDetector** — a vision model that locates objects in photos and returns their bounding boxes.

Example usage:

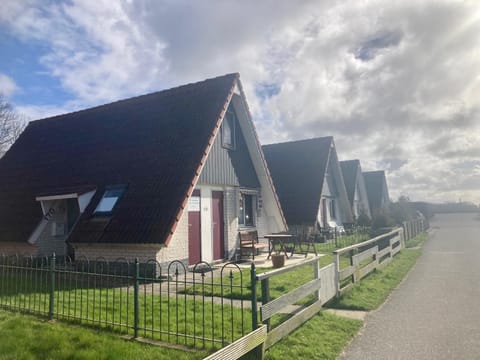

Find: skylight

[95,186,126,214]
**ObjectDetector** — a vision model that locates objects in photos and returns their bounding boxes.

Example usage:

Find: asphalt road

[340,213,480,360]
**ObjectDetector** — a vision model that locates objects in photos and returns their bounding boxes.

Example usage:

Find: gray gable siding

[198,105,260,188]
[199,126,239,186]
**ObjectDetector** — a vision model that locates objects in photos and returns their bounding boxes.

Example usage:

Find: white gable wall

[230,94,286,235]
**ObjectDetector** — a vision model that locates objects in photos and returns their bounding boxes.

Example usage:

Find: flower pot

[271,254,285,268]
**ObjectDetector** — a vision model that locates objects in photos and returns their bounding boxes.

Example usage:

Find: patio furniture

[239,231,268,260]
[265,233,293,259]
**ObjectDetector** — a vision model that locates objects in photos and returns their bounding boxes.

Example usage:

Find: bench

[239,231,268,260]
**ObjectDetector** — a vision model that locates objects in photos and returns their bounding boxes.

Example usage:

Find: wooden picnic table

[264,233,293,259]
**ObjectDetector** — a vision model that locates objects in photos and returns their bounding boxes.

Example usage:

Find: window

[94,185,126,214]
[239,193,255,226]
[329,199,336,219]
[222,108,236,150]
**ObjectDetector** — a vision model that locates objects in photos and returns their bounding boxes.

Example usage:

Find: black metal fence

[0,255,254,350]
[317,226,372,252]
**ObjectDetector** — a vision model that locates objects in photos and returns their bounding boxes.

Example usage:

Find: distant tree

[371,211,394,229]
[389,195,417,225]
[355,212,371,227]
[0,94,26,157]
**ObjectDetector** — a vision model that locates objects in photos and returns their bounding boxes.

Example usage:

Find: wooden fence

[334,228,404,296]
[205,220,427,359]
[403,218,427,242]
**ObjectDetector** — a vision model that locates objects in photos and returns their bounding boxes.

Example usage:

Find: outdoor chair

[239,231,268,260]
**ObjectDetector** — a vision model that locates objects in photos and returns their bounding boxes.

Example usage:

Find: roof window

[222,108,236,150]
[94,185,127,214]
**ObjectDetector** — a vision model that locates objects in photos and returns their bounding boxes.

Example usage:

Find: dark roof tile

[340,160,360,206]
[363,170,388,212]
[262,137,333,225]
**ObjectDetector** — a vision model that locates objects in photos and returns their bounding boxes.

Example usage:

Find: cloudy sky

[0,0,479,204]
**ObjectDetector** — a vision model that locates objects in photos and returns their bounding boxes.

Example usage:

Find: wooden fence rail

[333,228,404,297]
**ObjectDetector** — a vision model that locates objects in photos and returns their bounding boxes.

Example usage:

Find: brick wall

[73,207,189,267]
[156,207,189,265]
[73,243,163,263]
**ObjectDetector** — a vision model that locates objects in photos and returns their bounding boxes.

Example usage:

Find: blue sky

[0,30,73,106]
[1,0,479,204]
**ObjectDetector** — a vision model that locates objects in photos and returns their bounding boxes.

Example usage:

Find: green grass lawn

[264,312,362,360]
[183,264,318,303]
[0,309,359,360]
[0,310,207,360]
[0,280,251,349]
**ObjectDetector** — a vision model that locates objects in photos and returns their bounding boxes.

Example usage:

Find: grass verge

[0,310,207,360]
[405,232,428,248]
[263,312,362,360]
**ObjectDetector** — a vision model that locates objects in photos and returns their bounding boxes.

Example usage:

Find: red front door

[188,190,201,264]
[212,191,225,261]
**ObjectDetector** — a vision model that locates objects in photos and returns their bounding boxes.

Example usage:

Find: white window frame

[238,190,257,228]
[221,108,236,150]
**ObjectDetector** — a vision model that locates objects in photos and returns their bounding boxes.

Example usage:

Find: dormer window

[95,185,127,214]
[222,108,236,150]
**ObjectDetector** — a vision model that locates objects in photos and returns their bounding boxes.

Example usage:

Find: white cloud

[0,73,18,97]
[1,0,480,203]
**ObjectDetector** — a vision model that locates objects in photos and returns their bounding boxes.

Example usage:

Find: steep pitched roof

[262,137,333,225]
[363,170,389,212]
[340,160,360,207]
[0,73,239,245]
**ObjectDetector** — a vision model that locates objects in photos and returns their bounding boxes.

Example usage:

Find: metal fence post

[133,258,140,338]
[250,263,258,330]
[49,253,56,320]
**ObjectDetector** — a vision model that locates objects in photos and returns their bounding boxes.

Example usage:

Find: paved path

[340,213,480,360]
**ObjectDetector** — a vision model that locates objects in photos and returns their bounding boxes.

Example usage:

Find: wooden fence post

[261,278,271,330]
[313,258,320,302]
[250,263,258,330]
[334,251,340,298]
